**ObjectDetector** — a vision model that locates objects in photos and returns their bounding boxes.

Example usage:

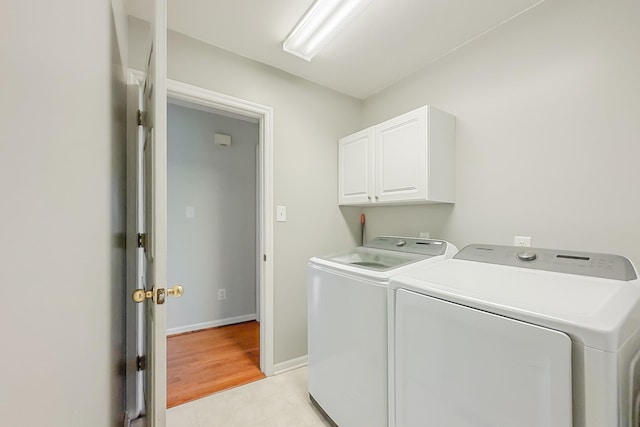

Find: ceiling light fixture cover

[283,0,373,61]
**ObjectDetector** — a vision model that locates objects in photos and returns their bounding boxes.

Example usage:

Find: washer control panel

[365,236,447,256]
[455,244,637,281]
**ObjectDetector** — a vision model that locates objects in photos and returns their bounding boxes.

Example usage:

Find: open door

[124,73,145,424]
[127,0,177,425]
[141,0,169,424]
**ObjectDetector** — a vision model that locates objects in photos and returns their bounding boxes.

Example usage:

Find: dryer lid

[391,245,640,351]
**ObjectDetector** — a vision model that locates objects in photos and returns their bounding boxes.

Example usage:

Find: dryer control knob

[396,240,406,247]
[517,251,537,261]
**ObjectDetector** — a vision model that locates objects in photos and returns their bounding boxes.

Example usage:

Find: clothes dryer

[390,244,640,427]
[308,237,458,427]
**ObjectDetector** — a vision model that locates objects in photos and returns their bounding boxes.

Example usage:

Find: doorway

[165,78,274,375]
[166,100,263,406]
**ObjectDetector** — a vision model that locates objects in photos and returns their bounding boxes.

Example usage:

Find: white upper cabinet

[338,127,375,205]
[338,105,455,206]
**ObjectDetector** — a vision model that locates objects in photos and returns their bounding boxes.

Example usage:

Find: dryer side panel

[395,289,573,427]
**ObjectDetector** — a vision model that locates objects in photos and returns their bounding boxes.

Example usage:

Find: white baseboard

[166,314,257,336]
[273,355,308,375]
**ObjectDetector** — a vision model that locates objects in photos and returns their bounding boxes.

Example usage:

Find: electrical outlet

[218,288,226,300]
[514,236,532,247]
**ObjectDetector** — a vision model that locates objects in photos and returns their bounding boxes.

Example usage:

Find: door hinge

[136,355,146,371]
[137,233,146,248]
[137,109,146,127]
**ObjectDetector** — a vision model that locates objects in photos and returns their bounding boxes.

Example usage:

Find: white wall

[167,104,258,332]
[0,2,127,426]
[129,17,363,364]
[362,0,640,267]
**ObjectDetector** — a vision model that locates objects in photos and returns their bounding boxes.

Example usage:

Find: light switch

[276,205,286,222]
[186,206,195,219]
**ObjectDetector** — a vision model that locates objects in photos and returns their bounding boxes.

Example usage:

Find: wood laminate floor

[167,320,265,408]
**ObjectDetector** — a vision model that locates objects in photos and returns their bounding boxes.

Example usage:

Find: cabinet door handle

[368,195,372,201]
[375,195,379,200]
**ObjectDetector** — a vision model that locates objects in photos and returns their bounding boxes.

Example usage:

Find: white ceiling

[127,0,544,99]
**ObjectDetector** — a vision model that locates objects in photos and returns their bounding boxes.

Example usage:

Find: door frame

[128,69,275,377]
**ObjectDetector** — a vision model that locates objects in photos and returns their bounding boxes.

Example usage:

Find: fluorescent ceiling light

[283,0,373,61]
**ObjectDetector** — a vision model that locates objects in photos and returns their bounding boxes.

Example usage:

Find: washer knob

[396,240,406,247]
[517,251,537,261]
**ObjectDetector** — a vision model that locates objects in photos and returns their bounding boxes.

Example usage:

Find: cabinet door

[374,107,427,203]
[338,128,374,205]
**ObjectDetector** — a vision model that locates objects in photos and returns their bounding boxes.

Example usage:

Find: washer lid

[320,246,430,272]
[391,245,640,351]
[309,238,457,282]
[318,237,449,271]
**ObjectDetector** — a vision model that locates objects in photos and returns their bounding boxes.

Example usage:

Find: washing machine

[307,236,458,427]
[390,243,640,427]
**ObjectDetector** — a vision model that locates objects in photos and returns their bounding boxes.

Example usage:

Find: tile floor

[167,367,332,427]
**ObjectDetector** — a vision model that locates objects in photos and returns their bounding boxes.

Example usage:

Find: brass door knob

[132,285,183,304]
[167,284,184,298]
[132,289,154,303]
